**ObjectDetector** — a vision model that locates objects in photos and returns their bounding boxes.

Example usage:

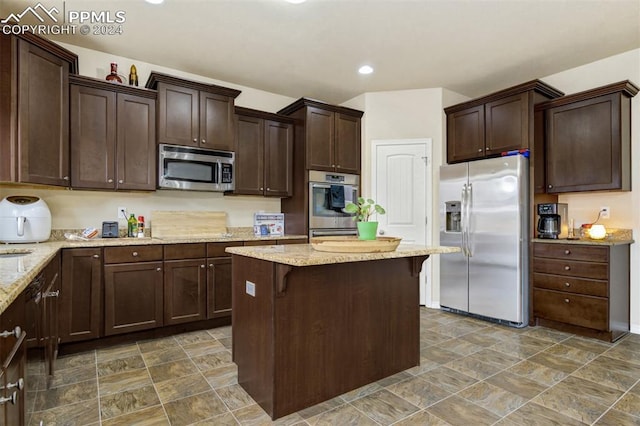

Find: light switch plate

[246,281,256,297]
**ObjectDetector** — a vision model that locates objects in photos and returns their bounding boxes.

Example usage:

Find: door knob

[379,229,385,235]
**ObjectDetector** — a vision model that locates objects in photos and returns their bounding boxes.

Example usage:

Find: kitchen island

[226,243,459,420]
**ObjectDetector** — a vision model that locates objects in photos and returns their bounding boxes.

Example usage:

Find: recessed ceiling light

[145,0,164,4]
[286,0,307,4]
[358,65,374,75]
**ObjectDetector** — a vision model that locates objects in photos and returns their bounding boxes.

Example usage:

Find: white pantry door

[371,139,432,306]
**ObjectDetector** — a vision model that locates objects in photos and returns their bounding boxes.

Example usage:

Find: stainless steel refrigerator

[439,155,529,327]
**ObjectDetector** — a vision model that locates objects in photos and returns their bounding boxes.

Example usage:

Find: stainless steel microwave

[158,144,235,192]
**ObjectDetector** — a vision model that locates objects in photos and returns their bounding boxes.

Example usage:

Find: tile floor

[26,308,640,425]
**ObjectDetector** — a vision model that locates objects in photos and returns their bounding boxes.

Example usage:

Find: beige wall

[541,49,640,332]
[0,43,295,231]
[344,88,468,306]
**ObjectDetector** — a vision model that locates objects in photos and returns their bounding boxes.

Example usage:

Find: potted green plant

[344,197,386,240]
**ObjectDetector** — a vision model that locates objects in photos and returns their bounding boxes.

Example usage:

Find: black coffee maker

[537,203,568,239]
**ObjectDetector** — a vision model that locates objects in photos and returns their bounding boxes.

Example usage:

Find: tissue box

[254,213,284,237]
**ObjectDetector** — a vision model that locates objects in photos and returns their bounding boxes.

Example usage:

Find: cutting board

[151,211,227,239]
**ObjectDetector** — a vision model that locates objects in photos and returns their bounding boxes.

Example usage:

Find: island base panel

[232,255,421,419]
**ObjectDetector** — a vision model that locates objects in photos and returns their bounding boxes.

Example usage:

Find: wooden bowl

[310,236,401,253]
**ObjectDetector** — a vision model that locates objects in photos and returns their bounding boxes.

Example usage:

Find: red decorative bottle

[105,62,123,83]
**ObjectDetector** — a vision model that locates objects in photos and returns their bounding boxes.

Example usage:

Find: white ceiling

[2,0,639,104]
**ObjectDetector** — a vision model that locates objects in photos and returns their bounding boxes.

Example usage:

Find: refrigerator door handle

[466,183,473,257]
[461,184,469,257]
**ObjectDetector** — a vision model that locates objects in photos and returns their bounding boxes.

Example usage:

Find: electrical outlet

[600,206,610,219]
[117,207,128,220]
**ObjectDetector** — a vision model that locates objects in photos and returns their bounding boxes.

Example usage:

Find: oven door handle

[310,229,358,237]
[217,160,222,184]
[311,183,332,189]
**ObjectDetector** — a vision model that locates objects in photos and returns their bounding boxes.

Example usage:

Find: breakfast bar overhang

[226,243,460,420]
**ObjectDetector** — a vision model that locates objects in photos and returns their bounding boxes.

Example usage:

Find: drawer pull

[1,378,24,391]
[564,250,571,255]
[132,252,138,257]
[564,265,570,271]
[0,326,21,339]
[201,264,205,269]
[0,391,17,405]
[209,264,214,268]
[156,267,162,272]
[564,298,570,303]
[565,282,570,287]
[92,254,100,259]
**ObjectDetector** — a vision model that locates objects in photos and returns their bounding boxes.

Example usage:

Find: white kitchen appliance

[0,196,52,243]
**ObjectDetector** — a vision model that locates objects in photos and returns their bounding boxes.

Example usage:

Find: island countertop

[225,243,460,267]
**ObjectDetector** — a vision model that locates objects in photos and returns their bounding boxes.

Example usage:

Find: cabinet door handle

[564,298,570,303]
[564,250,571,255]
[477,149,483,153]
[201,139,206,144]
[43,290,60,298]
[156,267,162,272]
[132,252,138,257]
[564,265,570,271]
[485,148,489,151]
[118,179,124,184]
[266,188,270,191]
[200,264,205,269]
[548,184,553,189]
[93,254,100,259]
[34,292,42,304]
[1,378,24,391]
[0,391,17,405]
[107,178,113,183]
[193,138,198,143]
[209,264,214,268]
[63,176,69,181]
[0,326,21,338]
[260,187,264,191]
[565,282,570,287]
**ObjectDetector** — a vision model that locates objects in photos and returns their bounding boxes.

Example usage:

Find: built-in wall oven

[308,170,359,238]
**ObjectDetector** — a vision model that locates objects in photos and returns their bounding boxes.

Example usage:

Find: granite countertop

[531,238,634,246]
[0,232,307,315]
[225,244,461,267]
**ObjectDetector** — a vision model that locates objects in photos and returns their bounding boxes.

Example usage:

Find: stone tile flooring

[26,308,640,425]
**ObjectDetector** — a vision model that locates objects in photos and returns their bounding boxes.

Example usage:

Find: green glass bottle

[127,214,138,237]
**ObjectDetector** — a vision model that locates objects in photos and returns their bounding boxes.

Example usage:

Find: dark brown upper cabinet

[0,32,78,186]
[146,72,241,151]
[445,80,563,164]
[278,98,363,174]
[70,75,157,191]
[234,107,295,197]
[538,81,638,194]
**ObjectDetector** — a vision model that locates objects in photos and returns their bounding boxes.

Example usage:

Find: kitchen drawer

[244,240,276,246]
[207,241,243,257]
[532,272,608,297]
[533,243,608,262]
[533,288,607,331]
[533,257,608,280]
[104,245,163,264]
[164,243,206,260]
[277,238,308,245]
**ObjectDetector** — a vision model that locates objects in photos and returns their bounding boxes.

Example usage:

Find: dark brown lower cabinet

[532,242,630,342]
[60,248,102,343]
[164,259,207,325]
[0,293,26,426]
[206,242,243,319]
[207,257,232,318]
[102,245,164,336]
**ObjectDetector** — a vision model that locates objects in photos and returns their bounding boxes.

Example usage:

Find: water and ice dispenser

[445,201,461,232]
